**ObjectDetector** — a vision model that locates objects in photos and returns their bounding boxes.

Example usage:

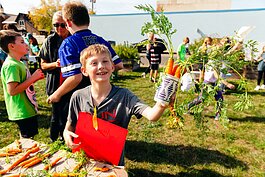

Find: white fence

[90,8,265,52]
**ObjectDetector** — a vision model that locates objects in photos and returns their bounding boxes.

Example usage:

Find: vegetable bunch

[136,4,257,129]
[165,58,186,79]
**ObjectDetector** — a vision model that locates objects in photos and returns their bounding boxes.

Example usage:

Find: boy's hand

[63,130,80,149]
[154,74,178,105]
[47,93,60,104]
[227,83,235,90]
[31,69,45,82]
[56,59,61,68]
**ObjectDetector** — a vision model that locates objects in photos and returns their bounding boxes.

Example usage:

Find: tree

[28,0,62,33]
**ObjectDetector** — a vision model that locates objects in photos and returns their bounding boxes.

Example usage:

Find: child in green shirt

[0,30,45,138]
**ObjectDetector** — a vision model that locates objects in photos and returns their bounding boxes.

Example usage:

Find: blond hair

[80,44,112,68]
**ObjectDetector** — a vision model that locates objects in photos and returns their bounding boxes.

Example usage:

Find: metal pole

[91,1,94,12]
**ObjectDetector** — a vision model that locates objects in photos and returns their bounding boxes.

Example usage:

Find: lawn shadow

[0,101,51,129]
[112,73,139,83]
[246,91,265,96]
[225,89,265,96]
[229,116,265,123]
[38,105,52,129]
[128,168,230,177]
[0,101,8,122]
[126,140,248,171]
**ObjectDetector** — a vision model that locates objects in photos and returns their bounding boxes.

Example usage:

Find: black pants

[144,57,151,74]
[16,116,38,138]
[50,95,70,142]
[257,71,265,85]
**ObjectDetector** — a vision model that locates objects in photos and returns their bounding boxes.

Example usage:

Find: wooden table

[0,138,128,177]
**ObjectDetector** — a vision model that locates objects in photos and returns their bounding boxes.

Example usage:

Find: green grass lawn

[1,69,265,177]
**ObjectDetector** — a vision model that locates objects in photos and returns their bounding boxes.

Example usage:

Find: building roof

[2,15,17,24]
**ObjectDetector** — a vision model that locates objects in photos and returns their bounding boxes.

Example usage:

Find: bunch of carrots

[164,58,186,79]
[0,140,22,157]
[164,58,187,127]
[0,140,62,176]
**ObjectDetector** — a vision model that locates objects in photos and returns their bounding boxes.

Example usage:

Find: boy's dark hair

[63,1,90,27]
[0,30,21,53]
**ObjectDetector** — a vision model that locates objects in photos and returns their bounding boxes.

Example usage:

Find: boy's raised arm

[47,73,82,103]
[142,102,167,122]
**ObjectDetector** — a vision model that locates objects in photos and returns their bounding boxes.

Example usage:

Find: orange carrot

[18,155,39,167]
[52,173,68,177]
[174,66,181,78]
[0,152,17,157]
[23,153,50,168]
[5,174,26,177]
[165,58,174,75]
[26,143,37,151]
[0,169,8,175]
[94,166,110,172]
[52,173,80,177]
[27,146,40,154]
[73,162,82,171]
[7,148,22,154]
[93,107,98,130]
[171,64,178,76]
[43,157,62,170]
[7,151,31,172]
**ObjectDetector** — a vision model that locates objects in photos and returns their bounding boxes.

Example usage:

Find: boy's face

[81,53,114,83]
[9,36,29,56]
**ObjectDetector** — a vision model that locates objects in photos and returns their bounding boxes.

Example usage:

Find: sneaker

[141,73,146,78]
[261,85,265,89]
[215,113,220,121]
[254,85,261,91]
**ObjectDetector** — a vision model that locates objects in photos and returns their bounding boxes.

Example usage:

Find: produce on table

[0,139,125,177]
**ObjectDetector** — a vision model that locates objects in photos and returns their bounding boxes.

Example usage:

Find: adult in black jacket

[38,11,71,142]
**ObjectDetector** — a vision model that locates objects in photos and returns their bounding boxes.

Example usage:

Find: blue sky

[1,0,265,15]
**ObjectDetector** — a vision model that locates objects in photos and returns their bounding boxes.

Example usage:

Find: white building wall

[90,8,265,52]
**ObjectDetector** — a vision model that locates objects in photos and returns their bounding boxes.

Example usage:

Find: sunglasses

[53,23,66,28]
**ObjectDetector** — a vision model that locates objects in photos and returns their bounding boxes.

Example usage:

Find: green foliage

[135,4,177,58]
[233,92,254,111]
[48,140,71,154]
[112,43,140,62]
[185,38,258,127]
[136,4,258,129]
[29,0,62,32]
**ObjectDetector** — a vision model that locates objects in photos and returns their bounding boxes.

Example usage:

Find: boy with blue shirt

[47,1,123,104]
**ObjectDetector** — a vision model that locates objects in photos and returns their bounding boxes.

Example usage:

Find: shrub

[112,43,140,64]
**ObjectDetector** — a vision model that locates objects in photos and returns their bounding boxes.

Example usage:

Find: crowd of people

[141,33,264,120]
[0,1,175,166]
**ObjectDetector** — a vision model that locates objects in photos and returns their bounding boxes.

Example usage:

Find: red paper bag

[73,112,128,165]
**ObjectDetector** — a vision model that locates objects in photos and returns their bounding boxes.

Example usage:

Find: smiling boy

[63,44,171,166]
